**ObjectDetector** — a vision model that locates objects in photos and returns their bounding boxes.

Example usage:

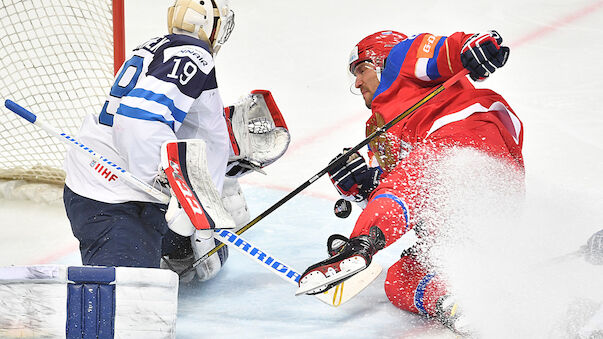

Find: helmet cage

[213,6,235,53]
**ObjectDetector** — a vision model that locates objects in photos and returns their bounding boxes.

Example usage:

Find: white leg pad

[221,177,250,231]
[191,233,224,282]
[0,265,179,338]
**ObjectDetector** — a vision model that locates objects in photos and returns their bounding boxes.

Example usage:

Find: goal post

[113,0,125,75]
[0,0,125,198]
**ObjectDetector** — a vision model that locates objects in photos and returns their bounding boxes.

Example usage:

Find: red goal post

[0,0,125,199]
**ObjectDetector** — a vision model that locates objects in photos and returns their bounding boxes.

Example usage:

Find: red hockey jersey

[352,32,524,246]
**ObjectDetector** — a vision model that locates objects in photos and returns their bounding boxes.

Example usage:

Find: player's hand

[461,30,510,81]
[327,148,380,205]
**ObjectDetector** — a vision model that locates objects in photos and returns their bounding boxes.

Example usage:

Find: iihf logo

[90,160,118,182]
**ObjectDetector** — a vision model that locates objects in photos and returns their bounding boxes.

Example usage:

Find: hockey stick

[183,70,471,274]
[4,99,169,204]
[213,228,382,307]
[4,99,378,306]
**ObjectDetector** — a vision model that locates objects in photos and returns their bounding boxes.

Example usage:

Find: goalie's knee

[192,237,229,282]
[222,177,250,230]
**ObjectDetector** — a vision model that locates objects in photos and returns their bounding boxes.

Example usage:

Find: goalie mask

[167,0,235,54]
[225,90,291,177]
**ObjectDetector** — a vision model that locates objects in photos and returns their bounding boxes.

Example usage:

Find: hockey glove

[461,30,510,81]
[328,148,381,206]
[297,226,385,295]
[225,90,290,178]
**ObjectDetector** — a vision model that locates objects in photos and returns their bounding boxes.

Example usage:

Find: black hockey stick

[180,70,470,276]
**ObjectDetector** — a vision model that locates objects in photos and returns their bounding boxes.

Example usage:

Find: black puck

[334,199,352,218]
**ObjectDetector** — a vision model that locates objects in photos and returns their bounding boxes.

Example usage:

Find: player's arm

[392,31,509,84]
[386,32,468,85]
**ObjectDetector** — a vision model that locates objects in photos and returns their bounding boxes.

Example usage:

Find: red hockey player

[299,30,522,334]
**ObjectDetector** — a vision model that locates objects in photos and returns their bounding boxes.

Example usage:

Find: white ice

[2,0,603,338]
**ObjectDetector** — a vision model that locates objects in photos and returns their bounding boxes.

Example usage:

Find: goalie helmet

[348,30,407,76]
[167,0,235,54]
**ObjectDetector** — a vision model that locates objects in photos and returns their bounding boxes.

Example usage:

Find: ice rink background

[1,0,603,338]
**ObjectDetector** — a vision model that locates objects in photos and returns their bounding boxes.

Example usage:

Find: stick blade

[313,262,382,307]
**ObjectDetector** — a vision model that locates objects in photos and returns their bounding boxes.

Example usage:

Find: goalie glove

[297,226,385,295]
[328,148,381,208]
[225,90,290,178]
[461,30,510,81]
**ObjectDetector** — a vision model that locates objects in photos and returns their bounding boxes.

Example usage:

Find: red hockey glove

[461,30,509,81]
[327,148,381,205]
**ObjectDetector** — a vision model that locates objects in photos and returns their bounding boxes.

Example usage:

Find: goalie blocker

[161,139,237,237]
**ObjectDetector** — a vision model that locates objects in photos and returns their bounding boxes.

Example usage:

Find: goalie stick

[4,99,169,204]
[183,70,470,274]
[4,99,379,307]
[5,99,222,232]
[214,228,382,307]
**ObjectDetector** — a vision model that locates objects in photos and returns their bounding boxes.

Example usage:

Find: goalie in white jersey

[63,0,290,282]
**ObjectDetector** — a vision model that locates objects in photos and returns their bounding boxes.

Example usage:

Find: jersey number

[166,58,198,86]
[99,55,144,127]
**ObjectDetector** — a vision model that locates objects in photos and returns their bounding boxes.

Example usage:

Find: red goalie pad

[162,141,214,231]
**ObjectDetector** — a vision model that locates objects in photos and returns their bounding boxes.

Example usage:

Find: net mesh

[0,0,115,185]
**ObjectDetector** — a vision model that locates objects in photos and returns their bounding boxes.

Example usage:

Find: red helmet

[348,30,408,75]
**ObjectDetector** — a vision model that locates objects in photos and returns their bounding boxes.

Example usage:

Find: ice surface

[2,0,603,337]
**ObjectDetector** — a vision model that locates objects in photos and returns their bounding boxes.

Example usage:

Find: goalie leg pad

[0,265,178,338]
[191,232,229,282]
[161,139,236,230]
[221,177,250,231]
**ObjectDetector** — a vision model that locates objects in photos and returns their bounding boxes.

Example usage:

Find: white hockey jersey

[64,34,230,204]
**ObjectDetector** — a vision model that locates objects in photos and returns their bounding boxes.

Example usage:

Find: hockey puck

[334,199,352,218]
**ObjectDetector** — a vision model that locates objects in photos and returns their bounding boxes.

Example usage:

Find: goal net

[0,0,124,202]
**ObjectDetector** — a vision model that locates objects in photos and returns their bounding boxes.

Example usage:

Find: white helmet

[167,0,235,54]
